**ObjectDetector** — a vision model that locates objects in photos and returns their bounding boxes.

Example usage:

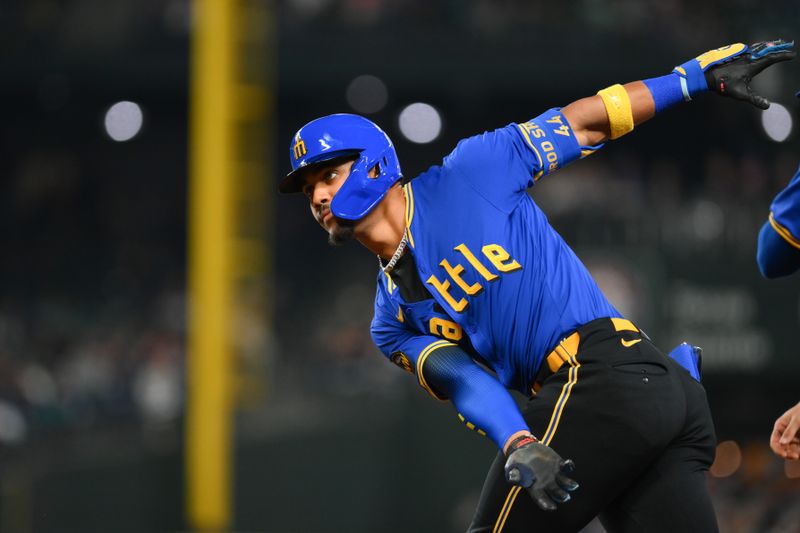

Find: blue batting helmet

[280,113,403,220]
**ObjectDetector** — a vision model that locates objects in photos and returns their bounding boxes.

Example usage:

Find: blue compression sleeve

[757,221,800,278]
[421,345,529,450]
[642,74,687,113]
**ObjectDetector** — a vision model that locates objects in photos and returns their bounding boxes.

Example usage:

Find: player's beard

[328,218,356,246]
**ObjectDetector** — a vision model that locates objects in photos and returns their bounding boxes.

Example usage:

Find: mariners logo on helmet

[280,113,403,221]
[292,133,307,160]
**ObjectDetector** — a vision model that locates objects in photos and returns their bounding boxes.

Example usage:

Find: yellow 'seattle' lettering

[454,244,498,281]
[426,275,468,313]
[440,259,483,295]
[482,244,522,272]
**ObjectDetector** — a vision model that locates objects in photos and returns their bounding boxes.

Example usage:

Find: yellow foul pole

[187,0,237,529]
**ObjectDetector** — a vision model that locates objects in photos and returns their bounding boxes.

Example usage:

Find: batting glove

[674,40,795,109]
[504,435,579,511]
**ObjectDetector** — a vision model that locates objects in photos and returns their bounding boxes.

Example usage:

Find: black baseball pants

[467,318,718,533]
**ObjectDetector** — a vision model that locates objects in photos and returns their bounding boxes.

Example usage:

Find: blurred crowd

[0,289,185,449]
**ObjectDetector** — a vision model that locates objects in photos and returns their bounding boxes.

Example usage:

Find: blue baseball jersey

[768,164,800,248]
[757,164,800,278]
[371,109,621,396]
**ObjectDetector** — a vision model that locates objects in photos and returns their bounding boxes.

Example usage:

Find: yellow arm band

[597,84,634,140]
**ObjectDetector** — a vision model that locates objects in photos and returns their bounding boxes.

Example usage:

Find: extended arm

[562,81,656,147]
[563,41,795,147]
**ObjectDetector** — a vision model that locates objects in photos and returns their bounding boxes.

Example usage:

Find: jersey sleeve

[768,165,800,250]
[443,108,602,211]
[756,221,800,278]
[370,282,457,400]
[370,282,531,450]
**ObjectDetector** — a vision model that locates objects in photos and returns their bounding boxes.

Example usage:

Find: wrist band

[643,73,687,113]
[506,433,538,455]
[597,84,634,140]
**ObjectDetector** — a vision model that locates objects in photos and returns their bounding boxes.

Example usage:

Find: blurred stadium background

[1,1,799,532]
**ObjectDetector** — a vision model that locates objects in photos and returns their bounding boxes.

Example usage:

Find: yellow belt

[533,318,639,394]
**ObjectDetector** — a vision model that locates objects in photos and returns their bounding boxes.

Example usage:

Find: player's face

[302,159,357,245]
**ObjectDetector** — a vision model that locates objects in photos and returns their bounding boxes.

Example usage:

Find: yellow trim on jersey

[769,212,800,250]
[416,340,455,401]
[597,84,634,140]
[384,271,396,294]
[457,413,487,436]
[516,123,545,181]
[403,183,416,248]
[516,124,544,168]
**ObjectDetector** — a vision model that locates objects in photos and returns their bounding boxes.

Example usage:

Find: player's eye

[325,169,338,181]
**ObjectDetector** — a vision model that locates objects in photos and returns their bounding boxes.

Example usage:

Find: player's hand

[504,435,578,511]
[770,401,800,460]
[703,40,795,109]
[673,40,795,109]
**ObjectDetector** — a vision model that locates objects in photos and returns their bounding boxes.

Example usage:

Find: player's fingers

[770,428,787,456]
[556,473,579,492]
[784,440,800,460]
[780,417,800,444]
[770,442,784,456]
[546,485,571,503]
[559,459,576,473]
[721,82,761,107]
[749,50,797,75]
[530,487,557,511]
[748,90,771,110]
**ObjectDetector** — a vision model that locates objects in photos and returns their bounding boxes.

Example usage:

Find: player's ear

[368,162,380,179]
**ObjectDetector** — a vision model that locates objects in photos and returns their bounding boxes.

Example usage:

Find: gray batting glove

[504,435,579,511]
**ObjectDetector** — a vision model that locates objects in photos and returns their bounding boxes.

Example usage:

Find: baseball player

[757,93,800,461]
[282,41,794,532]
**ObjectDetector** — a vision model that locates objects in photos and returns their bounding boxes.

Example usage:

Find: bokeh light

[345,74,388,114]
[691,199,724,242]
[398,102,442,144]
[710,440,742,478]
[104,101,144,142]
[761,102,793,142]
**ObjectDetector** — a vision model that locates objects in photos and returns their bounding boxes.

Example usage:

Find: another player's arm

[770,401,800,460]
[756,164,800,278]
[756,220,800,278]
[562,40,795,148]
